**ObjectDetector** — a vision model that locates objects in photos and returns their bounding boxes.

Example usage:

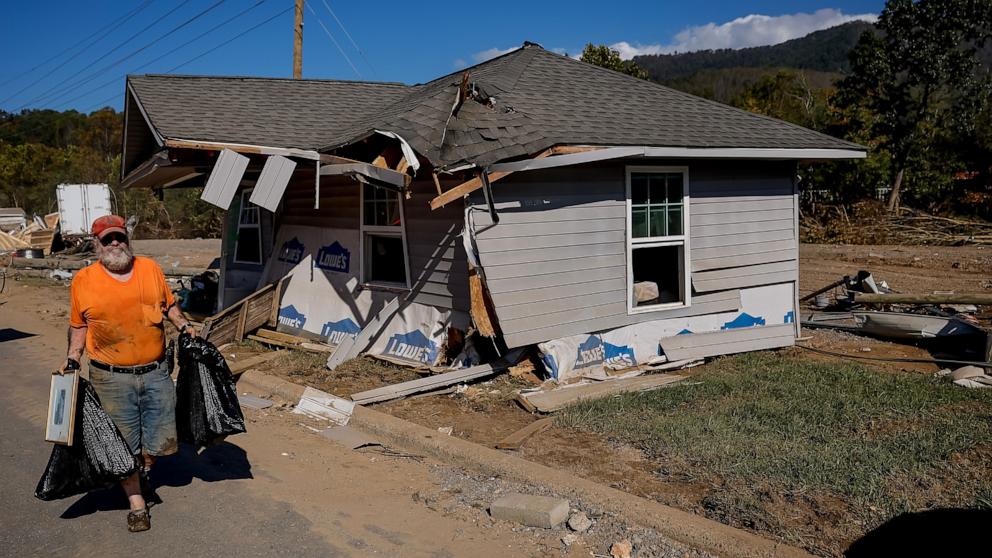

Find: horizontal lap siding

[404,178,469,311]
[280,175,359,229]
[689,163,798,291]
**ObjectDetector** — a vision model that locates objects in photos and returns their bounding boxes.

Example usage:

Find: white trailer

[56,183,112,236]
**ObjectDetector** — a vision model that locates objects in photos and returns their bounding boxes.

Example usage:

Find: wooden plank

[200,148,249,209]
[254,328,307,344]
[235,304,249,341]
[659,325,795,361]
[853,292,992,305]
[269,276,287,327]
[247,334,331,353]
[430,148,556,209]
[495,417,555,450]
[326,296,403,370]
[519,375,686,413]
[469,266,498,337]
[350,348,524,404]
[226,351,281,375]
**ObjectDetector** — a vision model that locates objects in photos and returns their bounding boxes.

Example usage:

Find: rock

[489,493,570,529]
[561,533,579,547]
[610,539,633,558]
[567,511,593,532]
[950,365,985,381]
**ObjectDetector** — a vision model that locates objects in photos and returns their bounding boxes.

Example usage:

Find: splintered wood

[469,266,498,338]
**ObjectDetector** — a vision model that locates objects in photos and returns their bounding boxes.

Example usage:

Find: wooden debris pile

[0,212,60,254]
[801,202,992,246]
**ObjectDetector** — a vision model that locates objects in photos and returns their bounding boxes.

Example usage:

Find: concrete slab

[489,493,569,529]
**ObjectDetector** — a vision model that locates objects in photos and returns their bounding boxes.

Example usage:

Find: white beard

[99,243,134,273]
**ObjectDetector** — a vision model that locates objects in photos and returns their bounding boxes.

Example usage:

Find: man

[60,215,195,532]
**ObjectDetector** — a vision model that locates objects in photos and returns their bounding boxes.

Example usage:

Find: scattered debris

[937,366,992,388]
[239,394,274,410]
[293,387,355,425]
[349,348,524,405]
[437,426,453,436]
[494,417,554,450]
[567,511,593,532]
[226,351,281,375]
[319,425,382,449]
[610,539,633,558]
[489,493,569,528]
[516,375,687,414]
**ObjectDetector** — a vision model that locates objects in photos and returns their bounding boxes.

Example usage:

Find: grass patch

[559,352,992,544]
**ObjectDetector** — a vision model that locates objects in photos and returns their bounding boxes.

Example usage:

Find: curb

[238,370,813,558]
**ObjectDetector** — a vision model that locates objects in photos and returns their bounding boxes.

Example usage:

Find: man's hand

[56,358,80,376]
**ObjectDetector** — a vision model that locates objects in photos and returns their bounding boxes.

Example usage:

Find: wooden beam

[429,147,564,210]
[227,351,281,375]
[854,292,992,305]
[431,172,443,195]
[518,375,687,413]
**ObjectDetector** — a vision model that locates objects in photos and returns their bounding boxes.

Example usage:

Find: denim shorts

[89,359,178,457]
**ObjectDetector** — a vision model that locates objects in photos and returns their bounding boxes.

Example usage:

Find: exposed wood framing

[431,172,443,195]
[429,146,601,210]
[468,265,499,338]
[201,282,278,346]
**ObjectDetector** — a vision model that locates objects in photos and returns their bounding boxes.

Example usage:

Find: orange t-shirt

[70,256,176,366]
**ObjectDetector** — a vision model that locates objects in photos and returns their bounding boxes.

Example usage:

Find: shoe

[127,507,151,532]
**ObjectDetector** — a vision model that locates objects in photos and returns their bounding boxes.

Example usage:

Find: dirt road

[0,282,614,558]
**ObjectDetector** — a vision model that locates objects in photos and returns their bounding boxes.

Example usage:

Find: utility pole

[293,0,303,79]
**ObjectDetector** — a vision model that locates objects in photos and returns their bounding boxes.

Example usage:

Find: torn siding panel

[659,324,796,361]
[201,149,249,209]
[691,260,798,293]
[250,155,297,211]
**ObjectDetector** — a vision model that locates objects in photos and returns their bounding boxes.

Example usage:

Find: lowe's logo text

[575,336,636,369]
[278,305,307,329]
[321,318,360,345]
[277,237,305,264]
[384,330,438,364]
[315,241,350,273]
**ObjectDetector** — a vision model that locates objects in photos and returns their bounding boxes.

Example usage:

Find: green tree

[580,44,650,80]
[835,0,992,212]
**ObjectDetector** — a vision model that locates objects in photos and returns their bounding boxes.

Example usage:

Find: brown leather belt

[90,358,164,375]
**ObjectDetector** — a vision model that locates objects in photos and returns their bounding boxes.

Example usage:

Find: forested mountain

[634,21,875,83]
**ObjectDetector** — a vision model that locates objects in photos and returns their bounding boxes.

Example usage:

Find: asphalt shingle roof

[128,44,863,168]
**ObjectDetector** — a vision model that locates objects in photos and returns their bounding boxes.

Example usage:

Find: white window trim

[359,184,412,289]
[625,165,691,315]
[233,188,263,265]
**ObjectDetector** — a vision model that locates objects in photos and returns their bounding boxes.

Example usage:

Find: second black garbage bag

[175,332,246,449]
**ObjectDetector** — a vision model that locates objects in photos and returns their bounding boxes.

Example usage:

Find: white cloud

[610,8,877,59]
[472,46,519,63]
[453,58,467,69]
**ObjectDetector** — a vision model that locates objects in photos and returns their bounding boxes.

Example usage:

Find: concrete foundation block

[489,493,570,528]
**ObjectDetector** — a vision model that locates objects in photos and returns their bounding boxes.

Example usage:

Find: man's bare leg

[122,472,146,512]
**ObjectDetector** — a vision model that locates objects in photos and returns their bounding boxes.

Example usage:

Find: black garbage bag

[175,332,246,448]
[34,378,140,501]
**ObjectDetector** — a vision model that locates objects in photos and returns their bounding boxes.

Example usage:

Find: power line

[319,0,377,78]
[21,0,229,111]
[164,5,292,73]
[53,0,270,111]
[0,1,154,106]
[303,0,362,79]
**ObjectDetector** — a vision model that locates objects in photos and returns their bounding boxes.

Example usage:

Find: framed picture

[46,372,79,445]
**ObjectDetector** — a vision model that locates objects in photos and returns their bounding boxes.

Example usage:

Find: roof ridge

[130,73,408,87]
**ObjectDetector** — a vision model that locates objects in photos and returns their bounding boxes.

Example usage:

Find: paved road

[0,285,553,557]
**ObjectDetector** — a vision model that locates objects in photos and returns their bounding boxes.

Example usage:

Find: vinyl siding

[470,160,799,348]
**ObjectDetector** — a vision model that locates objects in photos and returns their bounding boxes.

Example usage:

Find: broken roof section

[125,42,864,178]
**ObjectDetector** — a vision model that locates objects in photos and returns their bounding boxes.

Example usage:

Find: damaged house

[120,43,865,380]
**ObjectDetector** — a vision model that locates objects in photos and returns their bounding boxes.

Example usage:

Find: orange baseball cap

[91,215,127,239]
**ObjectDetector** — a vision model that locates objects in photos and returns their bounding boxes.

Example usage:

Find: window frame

[232,188,263,266]
[625,165,691,314]
[359,183,412,289]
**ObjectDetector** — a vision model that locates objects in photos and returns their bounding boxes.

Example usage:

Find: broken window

[626,168,689,311]
[361,183,409,286]
[233,189,262,265]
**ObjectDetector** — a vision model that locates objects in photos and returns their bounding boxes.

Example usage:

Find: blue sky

[0,1,884,114]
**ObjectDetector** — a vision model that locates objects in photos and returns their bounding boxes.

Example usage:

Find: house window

[361,183,409,287]
[233,189,262,265]
[626,167,690,312]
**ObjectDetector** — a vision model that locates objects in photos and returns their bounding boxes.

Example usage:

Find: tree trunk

[887,167,904,213]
